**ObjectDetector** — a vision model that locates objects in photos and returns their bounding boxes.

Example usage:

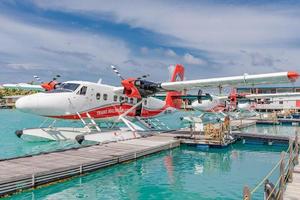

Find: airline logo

[175,74,182,82]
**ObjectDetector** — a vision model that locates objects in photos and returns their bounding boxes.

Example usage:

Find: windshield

[48,83,80,93]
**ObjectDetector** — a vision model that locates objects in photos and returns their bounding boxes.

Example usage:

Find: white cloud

[31,0,300,77]
[165,49,177,57]
[183,53,206,65]
[0,14,131,83]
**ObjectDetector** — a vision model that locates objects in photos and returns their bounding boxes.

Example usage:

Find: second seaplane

[15,64,299,144]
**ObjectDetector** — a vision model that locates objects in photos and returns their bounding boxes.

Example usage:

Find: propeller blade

[111,65,124,80]
[33,75,42,83]
[137,74,150,80]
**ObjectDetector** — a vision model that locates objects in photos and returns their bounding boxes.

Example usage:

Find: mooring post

[243,186,251,200]
[190,123,193,137]
[31,174,35,187]
[296,132,299,164]
[279,152,285,200]
[289,139,293,182]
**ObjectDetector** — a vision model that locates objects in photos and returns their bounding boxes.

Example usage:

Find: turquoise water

[0,110,289,199]
[5,143,286,200]
[241,123,299,137]
[0,109,83,159]
[0,109,205,159]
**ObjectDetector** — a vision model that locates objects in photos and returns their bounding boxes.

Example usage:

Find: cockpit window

[47,83,80,93]
[79,86,87,95]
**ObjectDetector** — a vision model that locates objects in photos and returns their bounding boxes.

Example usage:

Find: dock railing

[243,132,299,200]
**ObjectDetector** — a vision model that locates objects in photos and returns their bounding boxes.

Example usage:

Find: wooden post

[243,186,251,200]
[296,132,299,165]
[288,139,293,182]
[279,152,285,200]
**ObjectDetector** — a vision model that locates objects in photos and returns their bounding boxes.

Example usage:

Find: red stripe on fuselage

[46,104,169,120]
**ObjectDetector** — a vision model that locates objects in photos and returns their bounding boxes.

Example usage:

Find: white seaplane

[2,75,61,91]
[181,89,300,132]
[15,64,299,144]
[191,89,300,113]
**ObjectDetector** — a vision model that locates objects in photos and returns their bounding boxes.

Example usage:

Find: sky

[1,0,300,86]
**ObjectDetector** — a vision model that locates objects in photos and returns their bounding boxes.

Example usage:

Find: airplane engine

[237,101,251,111]
[192,94,220,112]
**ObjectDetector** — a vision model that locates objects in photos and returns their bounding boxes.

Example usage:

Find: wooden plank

[284,156,300,200]
[0,134,179,197]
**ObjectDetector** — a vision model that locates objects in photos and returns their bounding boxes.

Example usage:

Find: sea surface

[0,109,215,159]
[4,143,286,200]
[0,109,83,159]
[0,110,290,199]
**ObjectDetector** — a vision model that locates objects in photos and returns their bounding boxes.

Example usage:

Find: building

[237,85,300,112]
[0,95,23,109]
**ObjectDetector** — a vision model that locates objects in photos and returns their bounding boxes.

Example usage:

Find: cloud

[0,13,131,83]
[183,53,206,65]
[31,0,300,77]
[165,49,177,57]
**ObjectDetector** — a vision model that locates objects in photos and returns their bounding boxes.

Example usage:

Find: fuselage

[16,81,175,121]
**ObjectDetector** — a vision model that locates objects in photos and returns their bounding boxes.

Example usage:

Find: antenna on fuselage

[97,78,102,84]
[110,65,124,80]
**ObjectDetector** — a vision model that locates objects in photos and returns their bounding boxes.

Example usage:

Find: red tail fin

[165,64,185,109]
[229,88,237,110]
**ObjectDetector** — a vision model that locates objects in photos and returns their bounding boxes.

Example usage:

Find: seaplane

[190,89,300,113]
[181,88,300,132]
[14,64,299,144]
[2,75,61,91]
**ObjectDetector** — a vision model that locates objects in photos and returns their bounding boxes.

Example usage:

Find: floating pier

[0,134,179,197]
[284,156,300,200]
[230,119,257,130]
[1,123,298,198]
[257,118,300,125]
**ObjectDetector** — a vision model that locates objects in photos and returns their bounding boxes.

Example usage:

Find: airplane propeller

[111,65,124,80]
[110,65,161,98]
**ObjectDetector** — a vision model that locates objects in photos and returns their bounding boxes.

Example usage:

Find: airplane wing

[244,93,300,99]
[160,72,299,91]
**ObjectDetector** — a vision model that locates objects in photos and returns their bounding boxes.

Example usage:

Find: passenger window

[130,98,134,104]
[125,97,128,103]
[96,93,101,100]
[113,95,118,102]
[79,86,87,95]
[119,96,124,102]
[103,94,108,101]
[144,100,147,105]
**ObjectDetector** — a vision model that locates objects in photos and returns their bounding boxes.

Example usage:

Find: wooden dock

[0,134,179,197]
[284,156,300,200]
[230,119,257,130]
[1,121,298,198]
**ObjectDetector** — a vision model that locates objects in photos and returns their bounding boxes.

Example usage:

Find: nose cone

[16,95,37,113]
[16,93,70,116]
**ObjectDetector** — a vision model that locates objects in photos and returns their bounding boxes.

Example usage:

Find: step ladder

[136,117,170,130]
[77,112,101,132]
[136,117,155,129]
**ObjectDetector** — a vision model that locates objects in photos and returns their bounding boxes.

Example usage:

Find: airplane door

[76,86,90,110]
[135,99,143,116]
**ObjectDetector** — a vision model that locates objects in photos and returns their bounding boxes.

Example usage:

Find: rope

[251,143,292,195]
[250,159,282,194]
[266,174,282,200]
